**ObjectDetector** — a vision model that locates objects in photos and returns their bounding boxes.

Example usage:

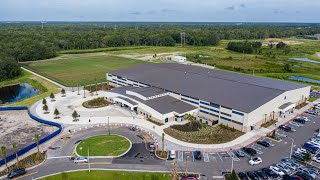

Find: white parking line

[216,152,223,162]
[178,151,183,161]
[227,151,240,161]
[203,152,210,162]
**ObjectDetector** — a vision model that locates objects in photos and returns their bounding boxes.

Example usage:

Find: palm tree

[184,114,195,127]
[95,78,98,95]
[172,161,178,180]
[161,133,165,155]
[35,134,40,155]
[272,111,275,120]
[12,142,19,165]
[43,104,49,113]
[304,152,312,165]
[1,146,8,172]
[54,108,60,118]
[83,85,86,98]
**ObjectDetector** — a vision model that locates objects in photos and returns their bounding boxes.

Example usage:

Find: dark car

[262,167,279,179]
[294,118,306,124]
[257,140,270,148]
[194,150,201,160]
[238,172,249,180]
[295,171,314,180]
[279,125,292,132]
[256,170,268,179]
[283,174,303,180]
[242,147,257,156]
[7,168,26,179]
[246,171,259,180]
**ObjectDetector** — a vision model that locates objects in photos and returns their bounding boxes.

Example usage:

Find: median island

[76,135,131,157]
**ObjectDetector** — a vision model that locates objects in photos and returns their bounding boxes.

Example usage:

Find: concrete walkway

[30,89,316,152]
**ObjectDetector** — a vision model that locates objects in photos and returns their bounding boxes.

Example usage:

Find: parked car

[283,174,303,180]
[294,118,306,124]
[276,162,291,174]
[257,140,270,147]
[281,158,300,167]
[297,167,317,179]
[235,150,246,158]
[194,150,202,160]
[238,172,249,180]
[149,142,155,149]
[7,168,26,179]
[242,147,257,156]
[306,110,318,116]
[289,121,302,127]
[292,152,305,161]
[261,168,279,179]
[169,150,176,159]
[246,171,259,180]
[180,176,197,180]
[297,148,307,154]
[74,157,88,164]
[283,161,297,170]
[270,166,285,176]
[255,170,268,179]
[249,157,262,165]
[279,125,292,132]
[295,171,314,180]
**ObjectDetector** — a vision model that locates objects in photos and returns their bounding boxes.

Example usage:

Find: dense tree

[284,63,293,72]
[0,59,22,81]
[276,41,287,49]
[227,41,261,54]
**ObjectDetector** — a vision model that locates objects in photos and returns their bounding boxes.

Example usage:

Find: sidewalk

[30,89,316,152]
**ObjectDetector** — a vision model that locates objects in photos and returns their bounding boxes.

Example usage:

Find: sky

[1,0,320,22]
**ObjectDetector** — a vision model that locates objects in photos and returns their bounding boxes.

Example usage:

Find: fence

[0,106,62,167]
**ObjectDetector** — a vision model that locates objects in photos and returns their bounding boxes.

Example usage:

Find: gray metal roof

[110,63,308,113]
[110,86,197,114]
[115,96,138,106]
[128,87,166,97]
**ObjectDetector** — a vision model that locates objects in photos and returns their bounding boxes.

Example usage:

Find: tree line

[0,23,319,62]
[227,41,262,53]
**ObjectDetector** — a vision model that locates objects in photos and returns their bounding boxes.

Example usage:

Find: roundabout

[75,134,131,157]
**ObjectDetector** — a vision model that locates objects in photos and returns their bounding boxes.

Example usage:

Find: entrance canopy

[114,96,138,110]
[279,102,296,113]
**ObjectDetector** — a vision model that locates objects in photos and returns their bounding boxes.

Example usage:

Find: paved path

[30,89,316,152]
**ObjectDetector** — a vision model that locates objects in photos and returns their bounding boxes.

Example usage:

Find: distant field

[25,55,148,86]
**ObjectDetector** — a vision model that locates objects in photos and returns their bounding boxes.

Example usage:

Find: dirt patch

[0,110,58,154]
[112,52,181,61]
[262,38,304,46]
[316,52,320,58]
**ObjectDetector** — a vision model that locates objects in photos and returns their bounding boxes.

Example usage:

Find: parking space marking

[192,151,195,161]
[250,147,263,154]
[203,152,210,162]
[227,151,240,161]
[216,152,223,162]
[12,171,38,180]
[276,131,287,138]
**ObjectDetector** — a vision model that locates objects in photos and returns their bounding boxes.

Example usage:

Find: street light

[286,136,294,158]
[108,117,110,136]
[230,149,234,172]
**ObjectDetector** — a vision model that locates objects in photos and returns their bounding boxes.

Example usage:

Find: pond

[289,76,320,85]
[289,57,320,64]
[0,83,40,104]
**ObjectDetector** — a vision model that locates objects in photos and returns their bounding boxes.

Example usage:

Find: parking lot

[169,106,320,178]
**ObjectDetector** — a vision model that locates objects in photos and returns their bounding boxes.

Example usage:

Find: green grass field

[0,70,60,107]
[25,55,148,86]
[76,135,131,156]
[40,170,170,180]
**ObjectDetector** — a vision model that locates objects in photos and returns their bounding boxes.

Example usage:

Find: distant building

[106,63,310,132]
[304,34,320,40]
[172,56,187,62]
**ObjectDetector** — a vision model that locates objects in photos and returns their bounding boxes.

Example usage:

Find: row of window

[200,106,219,114]
[199,110,219,118]
[232,110,245,116]
[200,110,243,125]
[221,112,231,117]
[181,98,199,105]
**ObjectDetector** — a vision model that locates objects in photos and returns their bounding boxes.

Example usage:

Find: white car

[289,121,302,127]
[307,141,320,148]
[313,156,320,163]
[270,166,285,176]
[74,157,88,164]
[169,150,176,159]
[275,163,291,174]
[249,157,262,165]
[298,116,309,121]
[296,148,307,154]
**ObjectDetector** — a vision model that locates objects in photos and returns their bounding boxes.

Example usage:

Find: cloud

[240,4,246,8]
[273,9,285,14]
[161,8,176,13]
[129,11,142,15]
[225,6,235,10]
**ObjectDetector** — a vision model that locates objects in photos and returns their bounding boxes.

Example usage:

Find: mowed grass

[25,55,147,86]
[76,135,131,156]
[40,170,171,180]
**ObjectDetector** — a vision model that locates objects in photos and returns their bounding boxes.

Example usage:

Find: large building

[106,63,310,132]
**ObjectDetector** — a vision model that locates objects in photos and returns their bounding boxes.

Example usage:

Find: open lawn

[0,70,59,107]
[164,123,244,144]
[24,55,148,86]
[40,170,170,180]
[76,135,131,156]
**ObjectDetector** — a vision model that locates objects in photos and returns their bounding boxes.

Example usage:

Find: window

[108,74,112,77]
[232,111,244,116]
[221,112,231,117]
[232,120,243,125]
[200,101,210,106]
[200,110,209,114]
[181,98,199,105]
[220,116,231,121]
[210,102,220,108]
[221,106,232,110]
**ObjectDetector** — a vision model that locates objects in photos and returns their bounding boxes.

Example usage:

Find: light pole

[108,117,110,136]
[230,149,234,172]
[185,155,189,176]
[88,145,90,172]
[287,136,294,158]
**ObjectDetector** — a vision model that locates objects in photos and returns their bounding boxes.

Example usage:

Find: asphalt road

[11,112,320,180]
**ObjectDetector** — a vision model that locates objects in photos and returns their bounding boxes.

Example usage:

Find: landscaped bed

[39,170,171,180]
[76,135,131,156]
[82,97,111,108]
[261,119,278,128]
[163,122,244,144]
